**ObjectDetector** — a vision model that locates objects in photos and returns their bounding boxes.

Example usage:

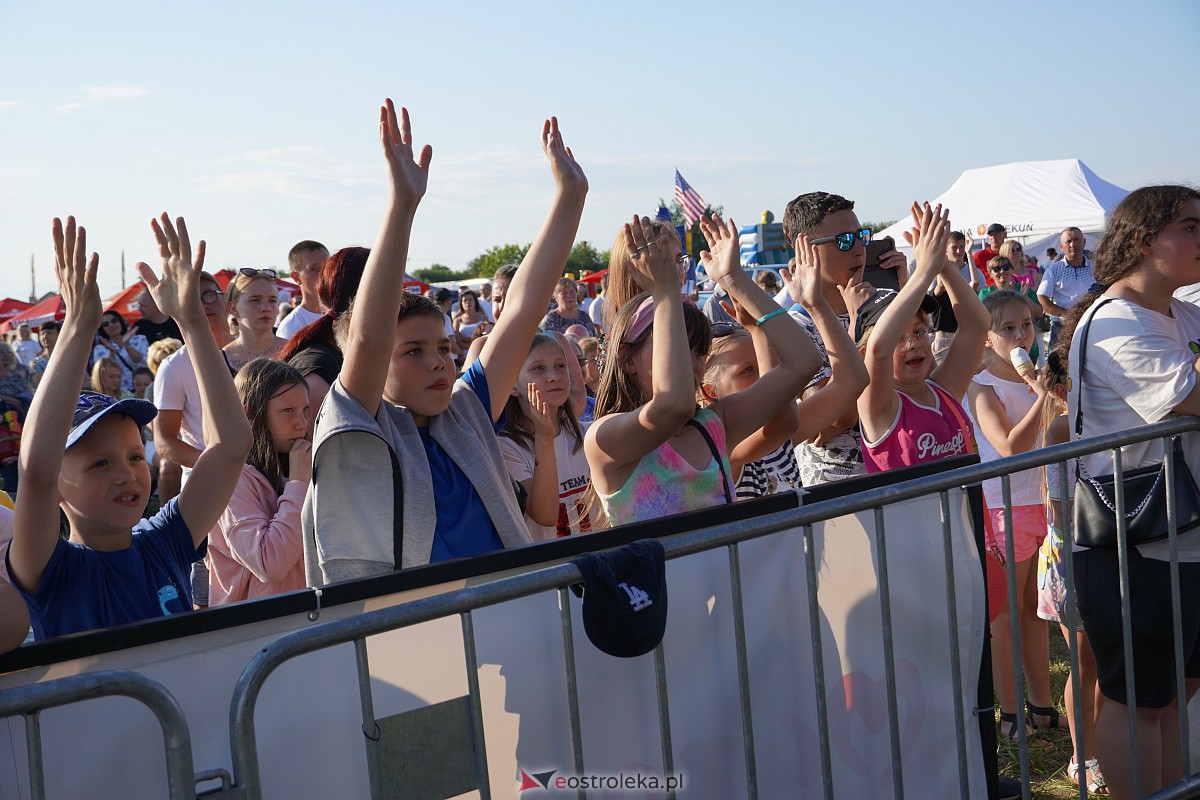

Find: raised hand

[623,215,679,296]
[139,213,206,327]
[784,234,831,309]
[698,213,741,285]
[902,201,951,279]
[52,216,101,331]
[542,116,587,196]
[380,99,433,210]
[719,295,757,329]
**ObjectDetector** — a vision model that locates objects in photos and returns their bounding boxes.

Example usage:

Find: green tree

[563,240,608,276]
[414,263,457,283]
[861,219,898,235]
[467,243,529,279]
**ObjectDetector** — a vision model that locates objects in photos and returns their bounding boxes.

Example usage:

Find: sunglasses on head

[709,321,742,338]
[238,268,278,280]
[809,228,872,252]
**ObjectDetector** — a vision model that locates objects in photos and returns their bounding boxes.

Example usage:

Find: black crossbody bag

[1071,298,1200,547]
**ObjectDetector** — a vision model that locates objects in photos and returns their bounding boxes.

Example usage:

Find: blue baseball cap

[67,391,157,450]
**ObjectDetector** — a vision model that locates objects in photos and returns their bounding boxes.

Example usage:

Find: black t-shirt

[288,340,343,386]
[134,317,183,345]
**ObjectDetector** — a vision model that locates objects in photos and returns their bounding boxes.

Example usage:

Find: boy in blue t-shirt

[6,215,251,639]
[303,101,589,584]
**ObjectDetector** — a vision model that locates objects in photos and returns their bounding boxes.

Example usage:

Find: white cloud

[57,85,151,114]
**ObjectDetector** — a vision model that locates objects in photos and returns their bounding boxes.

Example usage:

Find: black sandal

[1027,703,1066,731]
[999,712,1052,748]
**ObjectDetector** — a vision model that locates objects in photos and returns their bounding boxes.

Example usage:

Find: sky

[1,0,1198,300]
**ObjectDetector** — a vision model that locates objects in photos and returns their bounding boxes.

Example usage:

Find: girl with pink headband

[584,214,822,526]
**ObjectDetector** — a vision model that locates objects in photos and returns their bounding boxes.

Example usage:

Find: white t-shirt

[969,369,1043,508]
[499,426,594,541]
[153,347,203,481]
[1068,295,1200,561]
[276,305,323,342]
[587,296,605,332]
[14,340,40,369]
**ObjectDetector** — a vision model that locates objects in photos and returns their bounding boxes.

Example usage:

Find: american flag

[674,170,707,229]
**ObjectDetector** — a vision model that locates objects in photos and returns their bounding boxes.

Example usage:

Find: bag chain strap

[1075,460,1163,519]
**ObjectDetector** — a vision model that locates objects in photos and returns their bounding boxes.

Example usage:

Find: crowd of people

[0,99,1196,798]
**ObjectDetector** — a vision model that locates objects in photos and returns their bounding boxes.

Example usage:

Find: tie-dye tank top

[599,407,730,526]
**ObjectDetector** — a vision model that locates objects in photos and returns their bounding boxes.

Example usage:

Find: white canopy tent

[876,159,1128,261]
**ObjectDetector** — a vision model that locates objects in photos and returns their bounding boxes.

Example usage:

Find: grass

[996,623,1093,799]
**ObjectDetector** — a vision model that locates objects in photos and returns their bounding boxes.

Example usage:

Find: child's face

[810,209,867,291]
[986,300,1036,358]
[705,336,758,399]
[59,415,151,539]
[265,382,310,452]
[101,365,123,395]
[517,341,570,410]
[946,238,966,263]
[581,347,600,388]
[385,314,456,423]
[890,314,934,384]
[132,373,152,399]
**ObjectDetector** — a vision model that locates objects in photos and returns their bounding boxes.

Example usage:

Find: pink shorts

[987,504,1045,563]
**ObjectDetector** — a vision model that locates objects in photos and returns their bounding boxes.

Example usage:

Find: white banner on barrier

[0,488,988,799]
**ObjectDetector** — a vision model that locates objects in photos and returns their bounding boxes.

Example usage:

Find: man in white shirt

[276,240,329,340]
[13,325,40,369]
[1038,227,1096,346]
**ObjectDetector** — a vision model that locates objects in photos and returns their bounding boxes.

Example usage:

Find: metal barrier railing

[5,418,1198,799]
[0,670,197,800]
[216,416,1200,800]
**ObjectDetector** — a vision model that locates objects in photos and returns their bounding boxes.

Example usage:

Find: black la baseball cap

[571,539,668,658]
[854,289,938,343]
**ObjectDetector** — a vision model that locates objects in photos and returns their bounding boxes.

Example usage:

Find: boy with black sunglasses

[771,191,906,485]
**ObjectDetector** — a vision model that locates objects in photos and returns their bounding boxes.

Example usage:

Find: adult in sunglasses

[92,309,147,394]
[773,191,905,485]
[979,256,1045,361]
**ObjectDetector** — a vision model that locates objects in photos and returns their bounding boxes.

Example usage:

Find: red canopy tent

[0,298,34,324]
[104,283,145,322]
[1,295,64,332]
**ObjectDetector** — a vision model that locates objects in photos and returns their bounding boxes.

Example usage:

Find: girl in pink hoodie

[207,358,311,605]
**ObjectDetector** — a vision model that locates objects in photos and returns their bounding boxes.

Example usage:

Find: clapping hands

[698,213,741,286]
[624,215,680,296]
[902,202,952,281]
